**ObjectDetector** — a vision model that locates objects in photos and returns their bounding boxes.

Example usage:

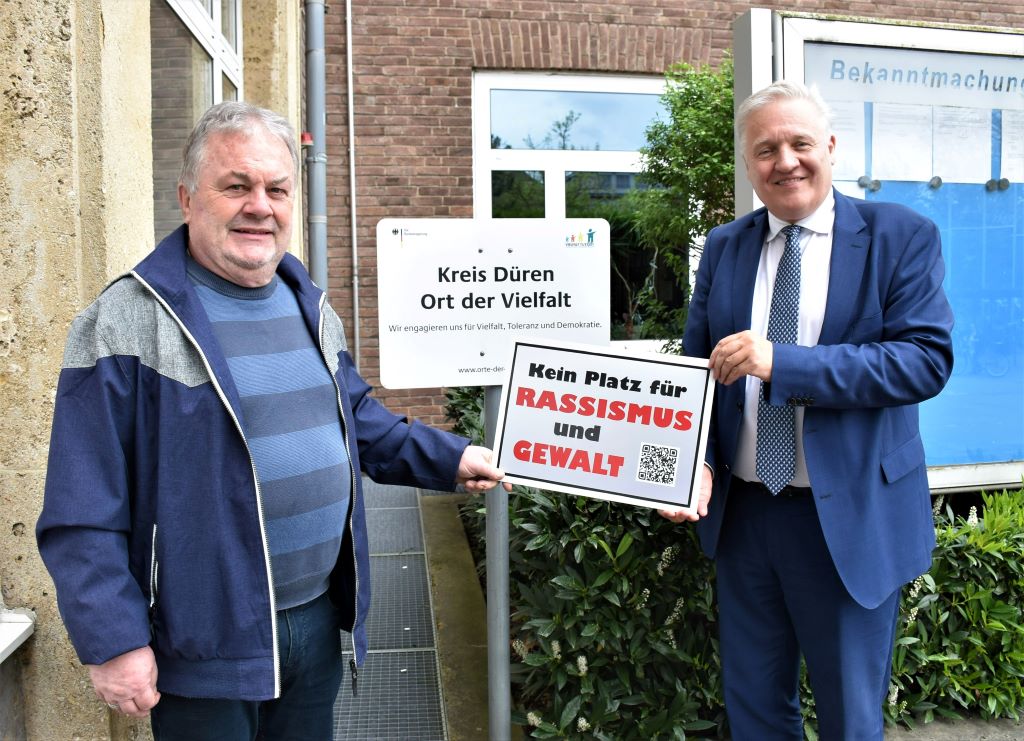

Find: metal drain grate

[366,508,423,555]
[333,480,448,740]
[333,650,445,741]
[367,555,434,651]
[363,479,419,508]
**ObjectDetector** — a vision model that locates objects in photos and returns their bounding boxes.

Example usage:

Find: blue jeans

[151,591,344,741]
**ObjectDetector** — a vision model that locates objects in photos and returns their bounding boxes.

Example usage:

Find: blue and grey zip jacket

[37,226,469,701]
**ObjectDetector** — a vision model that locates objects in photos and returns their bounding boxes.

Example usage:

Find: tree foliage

[630,57,735,339]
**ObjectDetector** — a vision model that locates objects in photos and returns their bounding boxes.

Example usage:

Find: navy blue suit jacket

[685,189,954,609]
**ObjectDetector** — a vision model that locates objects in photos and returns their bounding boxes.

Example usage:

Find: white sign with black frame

[493,339,715,513]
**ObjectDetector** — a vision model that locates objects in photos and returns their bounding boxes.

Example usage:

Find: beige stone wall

[0,1,299,739]
[1,1,154,738]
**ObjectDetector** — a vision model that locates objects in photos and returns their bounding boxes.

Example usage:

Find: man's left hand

[658,464,712,523]
[457,445,512,493]
[709,330,773,386]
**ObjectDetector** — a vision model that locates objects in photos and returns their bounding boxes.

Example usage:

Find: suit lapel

[732,211,769,333]
[820,190,871,345]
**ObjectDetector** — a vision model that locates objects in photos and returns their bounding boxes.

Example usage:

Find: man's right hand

[709,330,774,385]
[88,645,161,718]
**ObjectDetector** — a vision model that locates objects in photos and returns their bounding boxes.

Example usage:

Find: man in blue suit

[660,81,953,739]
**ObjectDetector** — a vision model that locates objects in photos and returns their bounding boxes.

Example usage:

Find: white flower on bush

[886,684,907,715]
[932,494,944,516]
[904,576,925,625]
[576,655,588,676]
[967,505,979,528]
[577,717,592,732]
[551,640,562,659]
[636,587,650,609]
[664,597,685,627]
[527,711,542,728]
[657,545,680,577]
[512,639,528,661]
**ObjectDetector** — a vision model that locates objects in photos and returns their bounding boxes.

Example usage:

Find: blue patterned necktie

[756,224,802,494]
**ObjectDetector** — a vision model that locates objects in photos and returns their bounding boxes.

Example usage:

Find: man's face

[178,128,294,287]
[742,97,836,223]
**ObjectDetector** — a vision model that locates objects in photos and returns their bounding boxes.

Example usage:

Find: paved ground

[887,717,1024,740]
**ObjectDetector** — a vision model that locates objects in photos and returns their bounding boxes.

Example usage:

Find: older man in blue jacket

[661,81,953,739]
[37,101,508,740]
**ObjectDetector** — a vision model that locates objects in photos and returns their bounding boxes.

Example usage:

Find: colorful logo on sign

[564,227,598,247]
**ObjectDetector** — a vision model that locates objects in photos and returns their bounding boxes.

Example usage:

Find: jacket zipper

[132,272,282,698]
[317,295,361,696]
[149,524,159,616]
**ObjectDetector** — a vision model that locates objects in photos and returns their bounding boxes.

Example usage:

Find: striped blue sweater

[188,260,351,610]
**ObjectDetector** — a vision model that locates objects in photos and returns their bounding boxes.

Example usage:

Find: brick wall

[324,0,1023,429]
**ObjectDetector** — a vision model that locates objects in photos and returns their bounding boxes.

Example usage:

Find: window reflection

[222,73,237,102]
[492,171,545,218]
[221,0,238,51]
[150,0,214,243]
[490,89,663,151]
[566,172,683,340]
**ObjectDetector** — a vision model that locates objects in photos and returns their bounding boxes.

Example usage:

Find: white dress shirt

[733,191,836,487]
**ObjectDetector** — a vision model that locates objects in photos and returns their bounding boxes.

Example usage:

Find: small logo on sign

[565,228,597,248]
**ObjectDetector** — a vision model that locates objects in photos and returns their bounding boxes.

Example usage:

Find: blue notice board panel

[860,181,1024,467]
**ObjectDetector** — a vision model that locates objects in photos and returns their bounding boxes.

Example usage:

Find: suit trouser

[716,478,900,741]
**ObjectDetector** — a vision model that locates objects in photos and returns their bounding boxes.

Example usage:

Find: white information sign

[932,106,991,184]
[872,103,933,182]
[376,218,610,388]
[829,99,866,183]
[1002,110,1024,183]
[493,340,715,513]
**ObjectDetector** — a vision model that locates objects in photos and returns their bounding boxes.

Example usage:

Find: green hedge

[504,489,721,739]
[446,387,1024,738]
[888,491,1024,728]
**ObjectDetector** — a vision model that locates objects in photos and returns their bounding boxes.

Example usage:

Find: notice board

[736,11,1024,491]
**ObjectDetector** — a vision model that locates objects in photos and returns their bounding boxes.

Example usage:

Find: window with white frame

[150,0,243,242]
[472,72,683,341]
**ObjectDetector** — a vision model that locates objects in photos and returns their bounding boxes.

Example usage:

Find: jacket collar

[130,225,327,414]
[133,226,323,313]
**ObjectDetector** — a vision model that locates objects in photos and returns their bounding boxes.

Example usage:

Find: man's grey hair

[179,101,299,193]
[736,80,833,152]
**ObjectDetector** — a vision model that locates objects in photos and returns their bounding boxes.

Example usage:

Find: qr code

[636,443,680,487]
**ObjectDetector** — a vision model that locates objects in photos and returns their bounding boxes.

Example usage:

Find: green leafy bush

[507,489,721,739]
[888,489,1024,727]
